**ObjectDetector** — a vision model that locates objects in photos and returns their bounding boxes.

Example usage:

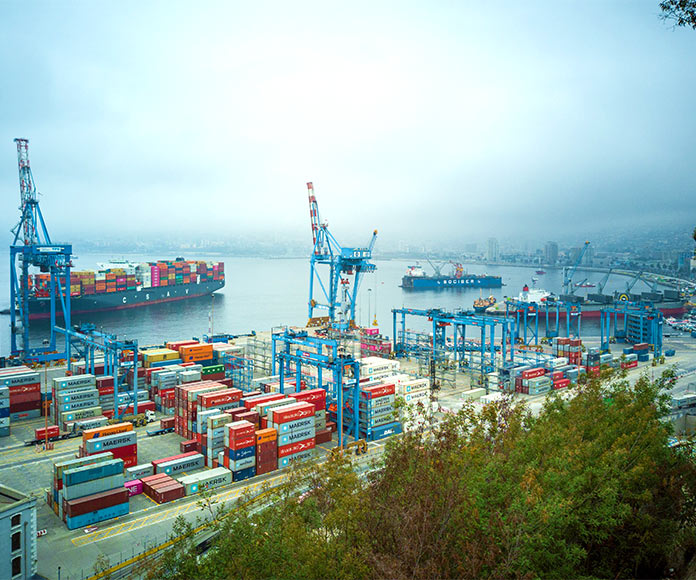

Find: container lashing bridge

[56,323,140,419]
[9,139,72,362]
[306,182,377,329]
[271,328,361,447]
[391,308,516,393]
[505,299,582,345]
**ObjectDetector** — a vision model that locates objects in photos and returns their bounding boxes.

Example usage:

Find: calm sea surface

[0,251,656,356]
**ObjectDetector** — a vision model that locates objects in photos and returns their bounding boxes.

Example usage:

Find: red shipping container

[278,438,315,458]
[242,393,285,411]
[360,384,396,400]
[98,386,115,396]
[151,451,198,467]
[326,421,337,433]
[227,420,255,438]
[229,436,255,450]
[219,378,233,388]
[160,417,175,429]
[237,411,259,426]
[122,455,138,468]
[10,391,42,405]
[553,378,571,390]
[521,368,546,379]
[65,487,129,518]
[292,389,327,411]
[35,425,60,440]
[270,402,315,424]
[199,389,243,408]
[10,400,41,412]
[153,484,185,504]
[9,383,41,396]
[315,429,333,445]
[256,460,277,475]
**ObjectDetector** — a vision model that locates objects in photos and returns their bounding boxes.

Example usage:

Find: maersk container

[228,445,255,461]
[63,473,125,501]
[232,466,256,482]
[230,456,256,472]
[85,431,137,454]
[66,501,129,530]
[63,459,123,487]
[178,467,232,495]
[278,449,314,468]
[53,374,96,390]
[57,389,100,404]
[156,453,205,475]
[278,427,315,447]
[60,406,102,424]
[273,416,314,434]
[54,452,113,480]
[59,397,101,412]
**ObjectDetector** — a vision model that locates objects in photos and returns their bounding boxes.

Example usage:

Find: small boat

[473,295,496,313]
[535,270,546,275]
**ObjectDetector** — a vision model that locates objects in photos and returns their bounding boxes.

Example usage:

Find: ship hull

[487,301,686,319]
[402,275,502,290]
[27,280,224,320]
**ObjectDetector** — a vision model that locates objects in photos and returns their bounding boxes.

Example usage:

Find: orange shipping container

[255,428,277,444]
[82,422,133,442]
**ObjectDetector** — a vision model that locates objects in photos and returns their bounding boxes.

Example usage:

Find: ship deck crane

[624,271,644,294]
[597,268,613,294]
[425,257,443,277]
[563,241,590,295]
[306,182,377,327]
[9,139,72,361]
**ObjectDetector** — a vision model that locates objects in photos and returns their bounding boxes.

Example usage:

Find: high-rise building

[0,485,37,580]
[487,238,499,262]
[544,241,558,265]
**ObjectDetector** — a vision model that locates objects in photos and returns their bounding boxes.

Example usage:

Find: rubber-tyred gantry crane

[306,182,377,327]
[9,139,72,361]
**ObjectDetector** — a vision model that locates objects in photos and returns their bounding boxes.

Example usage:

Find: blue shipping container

[622,347,634,355]
[232,466,256,482]
[63,459,123,487]
[637,353,650,362]
[369,422,403,441]
[66,501,129,530]
[0,408,9,418]
[228,445,255,461]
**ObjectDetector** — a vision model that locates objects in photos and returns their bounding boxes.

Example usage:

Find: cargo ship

[485,283,687,319]
[401,263,502,290]
[26,259,224,319]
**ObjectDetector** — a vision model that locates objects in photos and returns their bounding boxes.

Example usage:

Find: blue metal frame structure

[505,299,582,344]
[9,139,72,361]
[391,308,515,380]
[271,328,360,447]
[221,352,253,391]
[56,324,139,419]
[599,301,663,357]
[306,182,377,325]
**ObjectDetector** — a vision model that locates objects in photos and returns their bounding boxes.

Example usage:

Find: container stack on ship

[27,258,224,319]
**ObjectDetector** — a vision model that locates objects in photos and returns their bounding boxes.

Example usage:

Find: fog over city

[1,1,695,248]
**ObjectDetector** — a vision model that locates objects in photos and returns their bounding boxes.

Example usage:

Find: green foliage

[144,371,696,579]
[661,0,696,29]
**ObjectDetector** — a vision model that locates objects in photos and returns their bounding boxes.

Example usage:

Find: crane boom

[564,241,590,294]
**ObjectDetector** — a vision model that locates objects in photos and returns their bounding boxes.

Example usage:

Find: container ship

[401,263,502,290]
[26,259,224,319]
[485,284,687,319]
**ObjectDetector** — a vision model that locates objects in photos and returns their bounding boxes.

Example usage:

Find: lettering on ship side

[166,291,170,297]
[146,294,149,300]
[122,297,127,304]
[185,289,189,295]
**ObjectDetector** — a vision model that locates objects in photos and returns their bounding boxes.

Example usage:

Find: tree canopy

[144,371,696,580]
[660,0,696,30]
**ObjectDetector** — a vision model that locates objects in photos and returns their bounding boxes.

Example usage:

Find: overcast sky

[1,1,695,249]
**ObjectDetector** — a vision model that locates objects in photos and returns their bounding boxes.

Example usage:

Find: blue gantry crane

[306,182,377,327]
[9,139,72,361]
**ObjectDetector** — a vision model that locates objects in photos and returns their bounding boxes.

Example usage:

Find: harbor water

[0,251,658,356]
